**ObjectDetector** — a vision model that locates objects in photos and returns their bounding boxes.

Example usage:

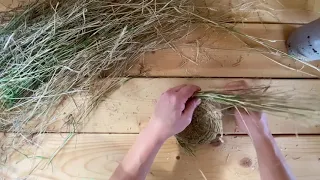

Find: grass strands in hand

[176,83,320,152]
[195,86,320,124]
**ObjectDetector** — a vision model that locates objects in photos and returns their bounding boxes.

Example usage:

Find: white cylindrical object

[286,18,320,61]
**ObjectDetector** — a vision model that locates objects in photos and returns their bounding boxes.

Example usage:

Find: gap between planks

[21,132,320,136]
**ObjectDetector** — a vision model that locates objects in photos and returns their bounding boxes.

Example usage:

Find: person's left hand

[148,84,201,141]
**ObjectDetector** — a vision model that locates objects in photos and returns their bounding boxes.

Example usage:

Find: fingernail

[196,99,201,105]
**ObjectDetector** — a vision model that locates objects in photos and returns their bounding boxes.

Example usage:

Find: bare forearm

[252,131,295,180]
[111,84,201,180]
[111,123,165,180]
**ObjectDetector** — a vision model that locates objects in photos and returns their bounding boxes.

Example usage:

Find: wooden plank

[308,0,320,13]
[0,0,318,24]
[48,78,320,134]
[127,23,320,78]
[129,49,320,78]
[4,134,320,179]
[218,0,319,24]
[316,0,320,13]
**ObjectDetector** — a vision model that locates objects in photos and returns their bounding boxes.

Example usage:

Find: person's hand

[234,109,269,136]
[224,81,270,137]
[148,84,201,141]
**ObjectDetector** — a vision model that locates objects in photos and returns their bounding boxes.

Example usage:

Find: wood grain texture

[0,0,319,23]
[127,23,320,78]
[308,0,320,13]
[4,134,320,180]
[217,0,319,24]
[48,78,320,134]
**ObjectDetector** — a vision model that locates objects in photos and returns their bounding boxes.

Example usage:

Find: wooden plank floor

[128,24,320,78]
[2,0,320,179]
[4,134,320,180]
[48,78,320,134]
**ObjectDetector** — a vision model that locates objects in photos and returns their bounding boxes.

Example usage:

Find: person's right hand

[224,80,270,137]
[234,110,269,137]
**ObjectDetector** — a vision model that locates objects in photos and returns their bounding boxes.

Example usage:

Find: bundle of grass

[176,82,320,152]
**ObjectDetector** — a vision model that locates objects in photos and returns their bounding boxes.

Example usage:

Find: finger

[182,98,201,122]
[178,85,201,102]
[234,108,261,126]
[234,108,248,120]
[261,112,267,121]
[167,84,187,93]
[234,108,260,118]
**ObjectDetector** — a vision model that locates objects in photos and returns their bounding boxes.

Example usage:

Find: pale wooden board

[130,49,320,78]
[127,23,320,78]
[217,0,320,24]
[0,0,319,23]
[4,134,320,180]
[308,0,320,12]
[47,78,320,134]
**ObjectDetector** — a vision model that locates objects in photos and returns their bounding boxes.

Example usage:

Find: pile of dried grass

[0,0,249,164]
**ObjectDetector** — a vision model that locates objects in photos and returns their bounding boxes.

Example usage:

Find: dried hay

[0,0,243,165]
[176,99,223,152]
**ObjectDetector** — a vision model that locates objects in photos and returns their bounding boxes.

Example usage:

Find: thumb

[182,98,201,121]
